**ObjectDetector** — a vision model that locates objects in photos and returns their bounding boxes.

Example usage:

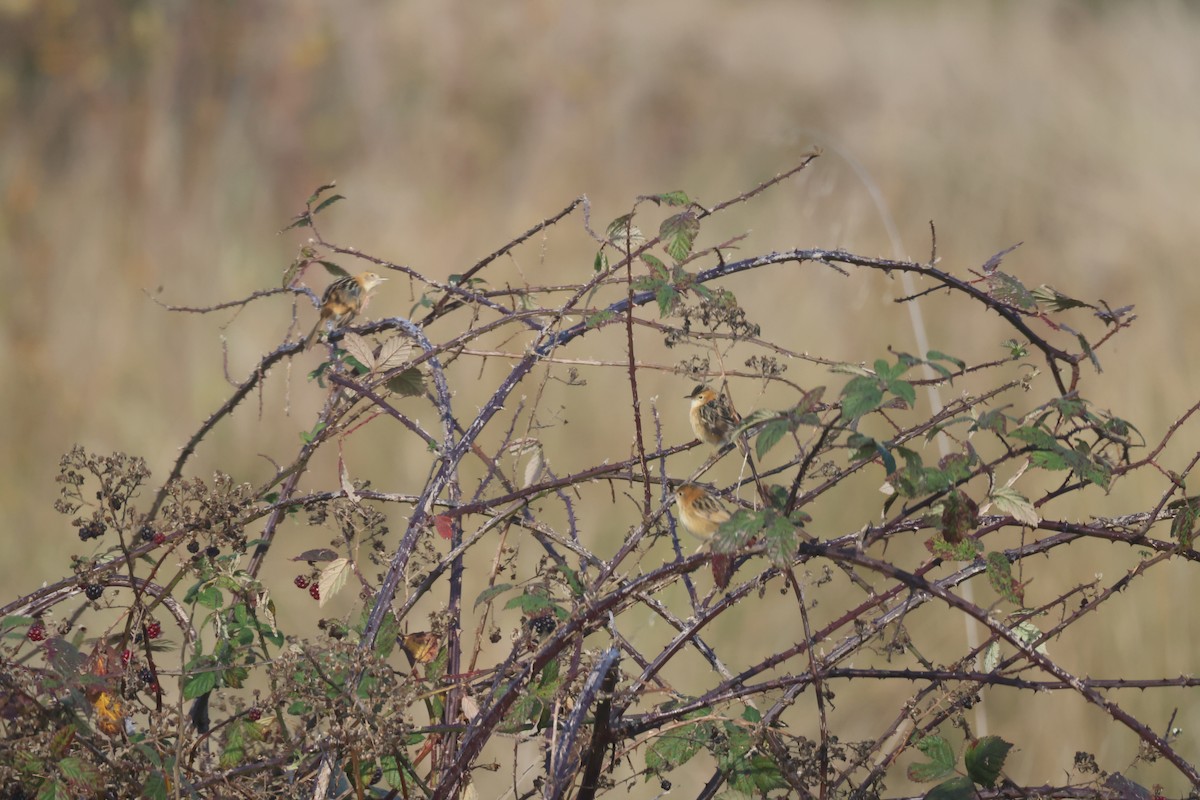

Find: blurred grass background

[4,0,1200,794]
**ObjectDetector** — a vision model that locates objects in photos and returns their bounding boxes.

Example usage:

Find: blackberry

[247,707,262,722]
[186,540,200,554]
[27,623,47,642]
[151,532,165,545]
[138,666,155,684]
[309,583,320,601]
[145,621,162,640]
[139,525,155,542]
[205,545,220,559]
[84,584,104,601]
[294,575,310,589]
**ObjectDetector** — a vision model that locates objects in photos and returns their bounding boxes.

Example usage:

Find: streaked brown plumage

[673,483,731,542]
[687,384,742,449]
[304,271,387,348]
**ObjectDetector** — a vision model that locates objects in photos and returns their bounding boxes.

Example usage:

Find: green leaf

[593,249,608,273]
[654,285,679,317]
[474,584,514,608]
[1077,333,1102,372]
[964,736,1013,788]
[386,368,426,397]
[312,194,346,215]
[504,593,559,615]
[840,377,884,420]
[986,270,1037,310]
[194,585,223,610]
[644,190,691,206]
[989,486,1040,526]
[141,771,170,800]
[908,735,957,783]
[985,551,1023,604]
[641,253,667,274]
[755,419,789,461]
[306,181,338,205]
[888,379,916,407]
[300,422,326,444]
[585,310,615,328]
[645,722,710,775]
[973,408,1009,435]
[281,214,311,232]
[316,260,350,279]
[57,756,102,786]
[923,776,977,800]
[926,350,966,369]
[660,211,700,262]
[183,669,219,701]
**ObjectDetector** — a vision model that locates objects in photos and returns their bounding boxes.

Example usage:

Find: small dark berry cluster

[187,540,200,554]
[309,583,320,601]
[152,532,166,545]
[527,615,556,638]
[139,525,155,542]
[121,649,133,665]
[247,707,262,722]
[138,666,155,684]
[205,545,220,559]
[145,621,162,640]
[84,584,104,601]
[27,622,47,642]
[78,520,106,541]
[293,575,310,589]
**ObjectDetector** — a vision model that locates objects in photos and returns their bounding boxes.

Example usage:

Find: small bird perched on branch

[687,384,744,451]
[304,271,387,348]
[673,483,732,542]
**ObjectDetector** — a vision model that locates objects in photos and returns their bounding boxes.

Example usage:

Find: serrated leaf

[340,333,375,372]
[183,669,219,701]
[1012,619,1049,655]
[593,249,608,273]
[964,736,1013,788]
[386,367,426,397]
[317,558,352,607]
[1077,332,1102,372]
[58,756,102,785]
[889,379,916,406]
[755,420,789,461]
[645,722,710,776]
[908,735,957,783]
[986,270,1037,310]
[840,378,884,420]
[660,211,700,261]
[985,551,1023,604]
[923,776,977,800]
[983,641,1001,672]
[655,285,678,317]
[989,485,1040,526]
[474,584,514,608]
[376,336,412,372]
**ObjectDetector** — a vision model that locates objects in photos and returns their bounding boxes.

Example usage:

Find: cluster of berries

[294,575,320,600]
[78,520,106,541]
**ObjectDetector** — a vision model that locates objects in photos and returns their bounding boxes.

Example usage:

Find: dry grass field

[4,1,1200,795]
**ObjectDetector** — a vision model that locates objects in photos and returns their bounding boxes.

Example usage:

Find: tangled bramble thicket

[4,157,1200,800]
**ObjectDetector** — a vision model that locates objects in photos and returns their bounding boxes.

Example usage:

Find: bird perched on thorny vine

[687,384,745,451]
[673,483,732,542]
[304,271,387,348]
